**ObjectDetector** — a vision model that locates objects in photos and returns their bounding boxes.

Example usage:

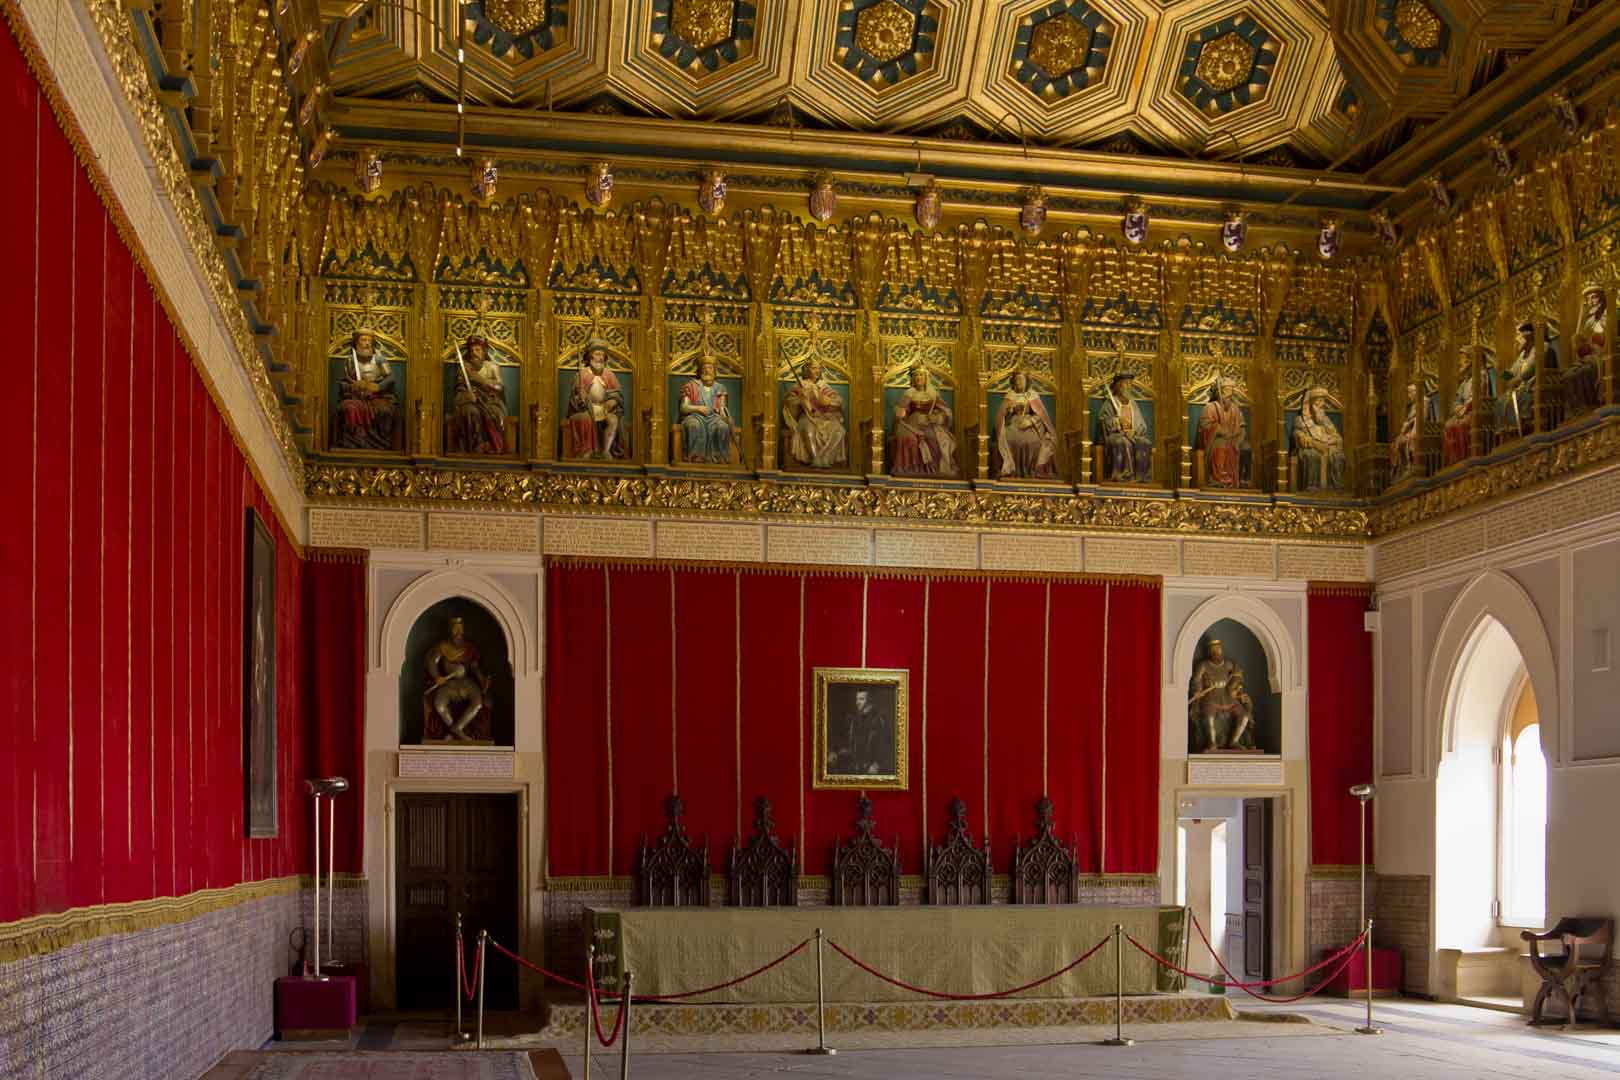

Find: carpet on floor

[241,1051,536,1079]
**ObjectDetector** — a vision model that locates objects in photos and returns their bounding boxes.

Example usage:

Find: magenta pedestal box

[274,975,357,1039]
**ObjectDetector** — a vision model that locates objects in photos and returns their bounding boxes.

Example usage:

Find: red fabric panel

[68,172,106,907]
[1308,590,1375,866]
[30,65,73,914]
[737,572,803,852]
[608,567,675,876]
[0,15,319,914]
[921,579,989,862]
[0,47,39,923]
[1047,581,1106,872]
[985,581,1048,858]
[303,557,367,872]
[1103,581,1162,874]
[543,565,610,877]
[101,234,135,902]
[800,574,866,875]
[862,577,925,870]
[672,568,737,847]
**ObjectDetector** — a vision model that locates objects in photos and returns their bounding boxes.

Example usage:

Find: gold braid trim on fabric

[1305,581,1374,598]
[0,876,304,965]
[541,554,1161,587]
[306,546,371,564]
[0,0,304,550]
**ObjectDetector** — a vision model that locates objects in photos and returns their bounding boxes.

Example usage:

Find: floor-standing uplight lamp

[1349,783,1381,1035]
[304,777,350,980]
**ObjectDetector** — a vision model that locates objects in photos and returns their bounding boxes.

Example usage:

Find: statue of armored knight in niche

[1188,638,1257,753]
[424,616,492,742]
[333,328,399,450]
[449,335,510,454]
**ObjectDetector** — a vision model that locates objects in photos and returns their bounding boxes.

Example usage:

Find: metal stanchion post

[1100,924,1133,1047]
[802,928,836,1055]
[618,970,634,1080]
[453,914,467,1044]
[1356,918,1382,1035]
[477,929,488,1050]
[310,792,322,978]
[582,943,594,1080]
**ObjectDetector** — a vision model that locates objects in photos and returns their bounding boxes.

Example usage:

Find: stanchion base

[801,1047,838,1055]
[451,1031,474,1044]
[1100,1037,1134,1047]
[1354,1026,1383,1035]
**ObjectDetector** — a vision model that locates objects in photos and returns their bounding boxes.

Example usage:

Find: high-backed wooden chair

[637,794,710,907]
[728,796,798,907]
[1011,797,1080,905]
[830,794,900,906]
[925,797,991,906]
[1522,917,1615,1027]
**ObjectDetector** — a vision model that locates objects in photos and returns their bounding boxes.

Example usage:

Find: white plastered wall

[362,551,546,1011]
[1374,478,1620,997]
[1159,580,1311,989]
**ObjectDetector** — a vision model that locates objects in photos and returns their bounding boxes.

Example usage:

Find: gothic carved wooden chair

[1011,797,1080,905]
[925,797,991,906]
[728,796,799,907]
[1522,917,1615,1027]
[637,794,711,907]
[830,794,900,906]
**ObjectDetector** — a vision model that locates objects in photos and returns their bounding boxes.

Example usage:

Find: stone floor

[237,997,1620,1078]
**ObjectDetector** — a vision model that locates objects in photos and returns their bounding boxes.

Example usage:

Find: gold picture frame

[812,667,909,790]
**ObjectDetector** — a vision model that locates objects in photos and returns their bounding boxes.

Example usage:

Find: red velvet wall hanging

[543,562,1164,882]
[1307,585,1376,867]
[0,17,313,922]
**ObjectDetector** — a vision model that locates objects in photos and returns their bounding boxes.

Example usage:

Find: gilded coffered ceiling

[322,0,1591,171]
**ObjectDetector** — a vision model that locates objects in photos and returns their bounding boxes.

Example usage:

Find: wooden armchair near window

[1522,917,1614,1028]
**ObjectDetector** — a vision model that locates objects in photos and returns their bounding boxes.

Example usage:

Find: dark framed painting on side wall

[244,506,278,838]
[812,667,909,791]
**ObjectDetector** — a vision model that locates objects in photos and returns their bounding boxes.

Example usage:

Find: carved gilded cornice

[58,0,307,492]
[305,466,1371,540]
[1368,414,1620,536]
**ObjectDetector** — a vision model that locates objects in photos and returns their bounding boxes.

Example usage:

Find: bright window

[1502,717,1546,928]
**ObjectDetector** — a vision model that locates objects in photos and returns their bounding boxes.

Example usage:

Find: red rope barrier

[455,935,481,1003]
[484,936,812,1004]
[826,934,1112,1001]
[1124,926,1367,998]
[586,954,627,1048]
[1187,911,1372,1004]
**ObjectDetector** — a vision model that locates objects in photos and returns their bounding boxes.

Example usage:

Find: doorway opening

[395,792,521,1011]
[1178,796,1276,988]
[1435,615,1546,1004]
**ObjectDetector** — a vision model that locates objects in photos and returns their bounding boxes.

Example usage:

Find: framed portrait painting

[812,668,909,790]
[243,507,278,838]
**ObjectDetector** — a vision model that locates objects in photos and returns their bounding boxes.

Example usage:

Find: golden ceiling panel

[321,0,1583,165]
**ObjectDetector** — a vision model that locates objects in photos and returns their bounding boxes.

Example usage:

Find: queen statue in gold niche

[781,357,847,469]
[889,366,956,477]
[994,370,1057,479]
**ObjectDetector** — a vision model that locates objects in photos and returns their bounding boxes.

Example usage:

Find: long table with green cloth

[585,905,1189,1003]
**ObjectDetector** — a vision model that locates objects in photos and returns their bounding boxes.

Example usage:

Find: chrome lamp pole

[303,777,349,980]
[1349,782,1381,1035]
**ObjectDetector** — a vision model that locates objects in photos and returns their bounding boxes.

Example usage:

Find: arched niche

[1425,569,1559,771]
[397,597,515,746]
[1171,593,1300,697]
[1186,617,1281,755]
